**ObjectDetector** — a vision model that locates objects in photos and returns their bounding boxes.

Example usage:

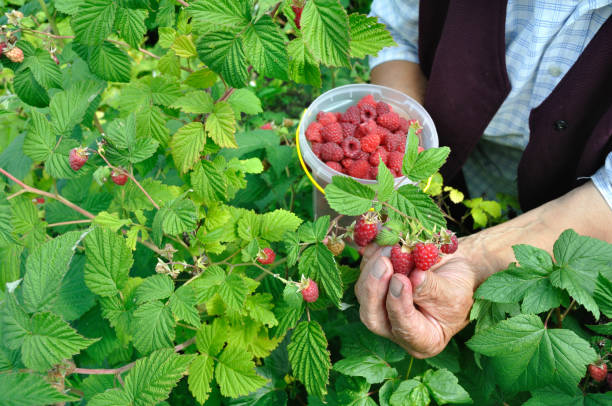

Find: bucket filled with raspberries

[298,84,438,218]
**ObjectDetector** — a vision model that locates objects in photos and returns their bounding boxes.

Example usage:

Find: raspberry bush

[0,1,611,405]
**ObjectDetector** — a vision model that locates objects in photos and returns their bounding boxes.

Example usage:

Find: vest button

[554,120,568,131]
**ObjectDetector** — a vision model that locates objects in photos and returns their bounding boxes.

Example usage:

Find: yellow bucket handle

[295,110,326,195]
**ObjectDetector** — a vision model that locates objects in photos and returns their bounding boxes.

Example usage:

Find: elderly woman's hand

[354,243,477,358]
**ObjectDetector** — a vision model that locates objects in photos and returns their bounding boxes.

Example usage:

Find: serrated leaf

[0,372,78,406]
[550,264,600,319]
[93,211,131,232]
[376,160,394,202]
[403,146,450,182]
[389,185,446,231]
[185,68,218,88]
[136,105,170,145]
[169,284,200,327]
[88,42,132,83]
[115,8,147,48]
[196,31,249,89]
[72,0,117,45]
[286,37,321,87]
[325,176,375,215]
[88,389,131,406]
[390,379,429,406]
[188,0,251,30]
[51,254,96,321]
[218,274,248,311]
[135,274,174,304]
[288,320,331,397]
[299,244,343,307]
[154,198,198,236]
[302,0,350,67]
[55,0,81,15]
[188,355,214,403]
[132,301,176,354]
[594,274,612,317]
[525,388,612,406]
[172,34,198,58]
[1,294,31,350]
[259,209,302,242]
[84,227,133,297]
[158,27,176,48]
[215,346,268,397]
[22,49,63,89]
[349,13,397,59]
[422,369,472,405]
[334,355,397,384]
[22,312,97,371]
[206,101,237,148]
[243,15,288,80]
[157,51,181,77]
[228,88,263,115]
[13,68,49,107]
[50,81,103,135]
[170,122,207,173]
[191,160,227,203]
[170,91,214,114]
[245,293,278,328]
[466,314,597,392]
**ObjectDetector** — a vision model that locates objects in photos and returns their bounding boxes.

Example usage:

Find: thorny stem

[0,167,96,219]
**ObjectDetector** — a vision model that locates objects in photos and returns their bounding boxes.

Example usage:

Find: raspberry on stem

[413,242,439,271]
[300,278,319,303]
[353,213,379,247]
[257,248,276,265]
[588,363,607,382]
[391,244,415,275]
[69,147,89,171]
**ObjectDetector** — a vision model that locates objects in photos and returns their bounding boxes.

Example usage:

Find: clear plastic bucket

[297,84,439,221]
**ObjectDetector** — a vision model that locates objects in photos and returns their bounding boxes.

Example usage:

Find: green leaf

[13,68,49,107]
[334,355,397,384]
[22,49,63,89]
[325,176,375,216]
[88,42,132,82]
[594,274,612,317]
[390,379,429,406]
[228,88,263,115]
[550,265,600,319]
[88,389,131,406]
[185,68,219,88]
[301,0,350,67]
[586,322,612,335]
[22,312,96,371]
[348,13,397,59]
[525,388,612,406]
[72,0,117,45]
[132,301,176,354]
[259,209,303,242]
[403,146,450,182]
[196,318,227,356]
[196,31,249,89]
[123,348,193,405]
[287,37,321,87]
[172,34,198,58]
[84,227,134,297]
[389,185,446,231]
[169,284,200,327]
[93,211,131,232]
[135,274,174,304]
[170,122,207,173]
[115,8,147,48]
[376,159,394,202]
[243,15,288,80]
[136,105,170,145]
[154,198,198,236]
[51,254,96,321]
[288,321,331,397]
[55,0,81,15]
[50,81,103,135]
[191,160,227,203]
[158,27,176,48]
[218,274,248,311]
[2,294,31,350]
[466,314,597,392]
[0,191,15,246]
[299,244,343,307]
[206,101,237,148]
[157,51,181,78]
[215,346,268,397]
[245,293,278,328]
[422,369,472,405]
[23,111,56,161]
[0,372,78,406]
[514,244,554,274]
[188,0,251,30]
[22,231,81,313]
[188,355,214,404]
[297,216,329,243]
[170,91,214,114]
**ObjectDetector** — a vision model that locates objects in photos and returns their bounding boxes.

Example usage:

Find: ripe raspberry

[260,122,273,130]
[0,43,5,58]
[588,363,607,382]
[325,235,345,256]
[369,165,378,179]
[391,168,401,177]
[5,47,24,63]
[383,132,403,152]
[317,111,337,126]
[320,142,344,162]
[326,161,343,173]
[32,197,45,204]
[360,104,377,122]
[348,159,370,179]
[369,147,388,166]
[387,151,403,172]
[292,5,303,29]
[341,158,355,169]
[413,243,439,271]
[361,132,381,153]
[377,112,400,131]
[396,134,408,153]
[359,120,377,136]
[353,214,379,246]
[355,150,369,161]
[69,147,89,171]
[375,126,391,143]
[306,122,323,142]
[111,170,128,186]
[341,122,357,138]
[439,230,459,254]
[335,112,343,121]
[341,106,361,124]
[311,142,322,158]
[321,122,343,143]
[418,146,425,153]
[301,279,319,303]
[341,136,361,159]
[357,94,377,110]
[376,102,391,116]
[391,244,415,275]
[257,248,276,264]
[398,117,410,134]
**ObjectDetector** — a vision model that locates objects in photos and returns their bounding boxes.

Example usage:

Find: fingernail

[370,257,387,279]
[412,270,427,293]
[390,276,403,297]
[380,246,392,257]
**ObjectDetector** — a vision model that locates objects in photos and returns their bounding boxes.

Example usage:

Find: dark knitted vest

[418,0,612,211]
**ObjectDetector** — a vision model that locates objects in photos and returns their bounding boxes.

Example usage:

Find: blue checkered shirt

[369,0,612,210]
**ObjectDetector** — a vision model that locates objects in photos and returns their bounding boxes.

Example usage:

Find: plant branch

[543,308,554,328]
[47,219,93,227]
[176,0,190,7]
[0,167,95,219]
[560,299,576,322]
[36,0,62,45]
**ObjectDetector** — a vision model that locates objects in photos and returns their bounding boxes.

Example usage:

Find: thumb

[409,269,449,304]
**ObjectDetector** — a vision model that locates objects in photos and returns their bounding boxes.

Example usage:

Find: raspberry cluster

[388,229,459,275]
[306,94,423,179]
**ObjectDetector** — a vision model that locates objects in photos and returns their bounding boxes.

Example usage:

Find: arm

[371,61,427,105]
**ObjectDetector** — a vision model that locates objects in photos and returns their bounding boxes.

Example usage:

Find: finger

[359,243,381,270]
[355,254,394,338]
[386,274,444,358]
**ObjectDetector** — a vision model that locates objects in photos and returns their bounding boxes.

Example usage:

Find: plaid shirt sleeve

[368,0,420,69]
[592,152,612,210]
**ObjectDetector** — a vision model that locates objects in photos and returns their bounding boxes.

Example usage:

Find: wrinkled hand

[354,244,477,358]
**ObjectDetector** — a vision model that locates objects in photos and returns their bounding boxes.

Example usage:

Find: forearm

[459,181,612,285]
[370,61,428,105]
